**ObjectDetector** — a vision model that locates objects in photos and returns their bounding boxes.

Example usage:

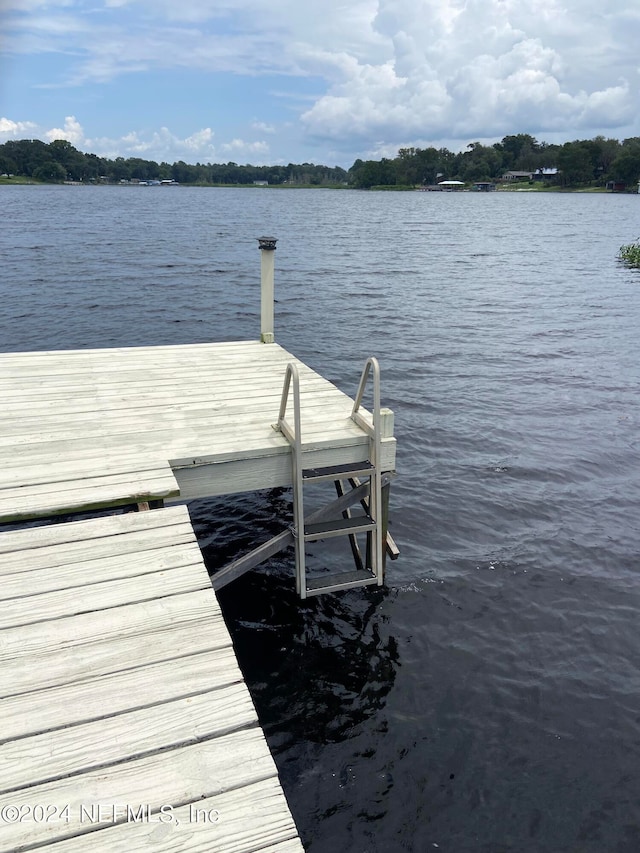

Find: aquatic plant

[619,240,640,268]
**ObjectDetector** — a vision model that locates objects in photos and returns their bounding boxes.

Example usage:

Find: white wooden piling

[259,236,277,343]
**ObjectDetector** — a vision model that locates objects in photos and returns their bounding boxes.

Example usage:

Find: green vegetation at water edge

[0,174,35,184]
[350,134,640,190]
[0,139,349,187]
[619,241,640,268]
[2,132,640,191]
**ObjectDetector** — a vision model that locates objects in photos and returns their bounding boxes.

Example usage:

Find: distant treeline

[351,134,640,189]
[2,133,640,188]
[0,139,348,186]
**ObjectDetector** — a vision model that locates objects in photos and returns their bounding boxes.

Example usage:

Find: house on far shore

[606,180,627,193]
[500,168,560,184]
[501,170,533,181]
[472,182,496,191]
[533,167,559,182]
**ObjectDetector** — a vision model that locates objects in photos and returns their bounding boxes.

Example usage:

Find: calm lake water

[2,185,640,852]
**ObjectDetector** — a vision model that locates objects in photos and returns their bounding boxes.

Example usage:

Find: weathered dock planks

[0,340,395,520]
[0,235,398,849]
[0,332,396,849]
[0,505,303,852]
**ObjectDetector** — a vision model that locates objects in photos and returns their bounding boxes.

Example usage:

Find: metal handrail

[277,362,301,449]
[351,357,383,584]
[278,357,385,595]
[277,362,305,595]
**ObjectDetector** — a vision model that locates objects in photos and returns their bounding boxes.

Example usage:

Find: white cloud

[86,125,219,162]
[0,108,277,163]
[219,138,270,157]
[17,13,89,36]
[45,115,84,144]
[10,115,276,163]
[2,1,75,10]
[3,0,382,83]
[0,117,38,139]
[251,121,275,133]
[3,0,640,163]
[300,0,640,150]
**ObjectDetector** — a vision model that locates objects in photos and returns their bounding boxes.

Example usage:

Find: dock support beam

[258,236,277,343]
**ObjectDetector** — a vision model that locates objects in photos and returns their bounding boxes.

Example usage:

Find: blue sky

[1,0,639,168]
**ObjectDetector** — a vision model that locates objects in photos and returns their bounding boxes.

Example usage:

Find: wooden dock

[0,340,395,521]
[0,338,396,850]
[0,505,303,852]
[0,242,397,849]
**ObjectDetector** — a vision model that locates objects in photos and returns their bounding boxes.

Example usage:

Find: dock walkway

[0,504,303,852]
[0,239,397,850]
[0,336,395,850]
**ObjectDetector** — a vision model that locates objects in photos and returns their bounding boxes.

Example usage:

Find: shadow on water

[188,491,399,747]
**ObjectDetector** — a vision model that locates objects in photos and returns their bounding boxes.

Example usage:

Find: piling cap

[257,236,277,250]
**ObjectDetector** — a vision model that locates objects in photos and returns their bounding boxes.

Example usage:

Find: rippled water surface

[2,185,640,852]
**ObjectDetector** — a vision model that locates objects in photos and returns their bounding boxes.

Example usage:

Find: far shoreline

[1,176,638,194]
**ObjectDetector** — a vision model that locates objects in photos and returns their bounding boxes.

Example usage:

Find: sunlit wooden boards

[0,340,395,519]
[0,505,303,852]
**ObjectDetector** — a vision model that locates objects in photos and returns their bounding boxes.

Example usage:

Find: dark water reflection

[2,186,640,851]
[191,492,399,745]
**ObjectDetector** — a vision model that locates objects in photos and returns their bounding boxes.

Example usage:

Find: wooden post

[380,407,394,439]
[258,236,277,343]
[378,407,398,567]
